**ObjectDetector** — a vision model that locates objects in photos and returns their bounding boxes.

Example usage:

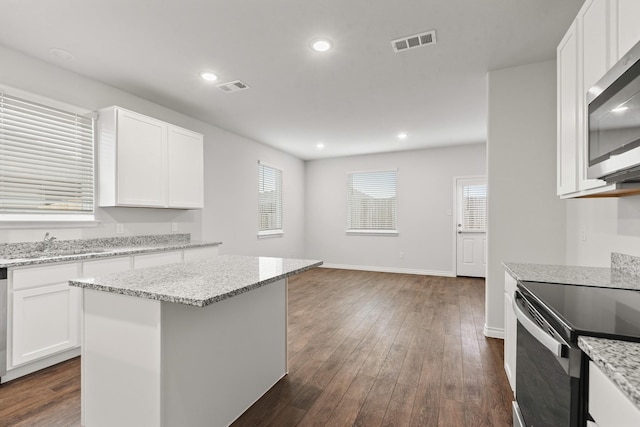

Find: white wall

[486,60,567,336]
[304,143,486,275]
[0,44,306,258]
[566,196,640,266]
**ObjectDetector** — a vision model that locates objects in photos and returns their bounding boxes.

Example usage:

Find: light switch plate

[116,224,124,234]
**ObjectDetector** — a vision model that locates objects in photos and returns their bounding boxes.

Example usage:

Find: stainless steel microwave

[588,40,640,183]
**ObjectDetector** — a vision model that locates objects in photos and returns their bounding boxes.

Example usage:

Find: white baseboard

[484,324,505,339]
[320,263,455,277]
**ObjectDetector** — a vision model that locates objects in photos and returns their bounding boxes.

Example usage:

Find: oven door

[512,290,584,427]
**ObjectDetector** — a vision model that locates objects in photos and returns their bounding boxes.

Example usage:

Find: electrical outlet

[399,251,405,259]
[580,225,587,242]
[446,208,452,216]
[116,223,124,234]
[171,223,178,232]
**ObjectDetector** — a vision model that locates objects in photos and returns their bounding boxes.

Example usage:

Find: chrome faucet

[40,232,57,252]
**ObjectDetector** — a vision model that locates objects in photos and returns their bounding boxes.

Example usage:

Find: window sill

[346,230,399,236]
[258,230,284,239]
[0,219,101,229]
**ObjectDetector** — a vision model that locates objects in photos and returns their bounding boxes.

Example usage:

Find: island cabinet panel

[81,279,288,427]
[82,290,162,427]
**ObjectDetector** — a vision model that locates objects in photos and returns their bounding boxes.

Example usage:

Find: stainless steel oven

[512,289,586,427]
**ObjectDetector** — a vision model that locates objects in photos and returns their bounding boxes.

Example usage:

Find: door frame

[452,175,487,277]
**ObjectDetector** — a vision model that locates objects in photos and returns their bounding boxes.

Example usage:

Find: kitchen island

[70,255,322,427]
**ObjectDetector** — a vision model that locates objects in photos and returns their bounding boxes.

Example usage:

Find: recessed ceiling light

[397,132,408,140]
[612,106,629,113]
[200,71,219,82]
[311,38,333,52]
[316,143,325,149]
[49,48,74,61]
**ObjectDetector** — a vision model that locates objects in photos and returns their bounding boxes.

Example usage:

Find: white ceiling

[0,0,584,160]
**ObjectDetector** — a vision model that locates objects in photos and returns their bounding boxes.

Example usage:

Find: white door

[456,177,487,277]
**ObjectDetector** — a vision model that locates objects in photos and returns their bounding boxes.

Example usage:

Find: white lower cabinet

[9,262,82,368]
[82,256,131,276]
[183,246,219,262]
[133,251,183,269]
[504,271,517,393]
[12,284,80,366]
[3,246,218,382]
[589,361,640,426]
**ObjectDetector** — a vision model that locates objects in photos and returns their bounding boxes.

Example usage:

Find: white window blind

[0,92,94,217]
[258,162,282,235]
[461,184,487,231]
[347,170,397,232]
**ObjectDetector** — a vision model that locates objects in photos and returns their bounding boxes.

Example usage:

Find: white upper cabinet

[167,125,204,209]
[98,106,204,209]
[557,21,579,195]
[614,0,640,61]
[557,0,640,198]
[577,0,610,192]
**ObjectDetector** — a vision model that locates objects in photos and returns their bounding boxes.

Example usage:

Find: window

[347,170,397,234]
[258,162,283,236]
[0,91,95,221]
[460,183,487,232]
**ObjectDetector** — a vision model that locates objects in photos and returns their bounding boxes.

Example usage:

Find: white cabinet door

[116,109,168,207]
[12,283,80,366]
[133,251,183,269]
[614,0,640,60]
[578,0,610,192]
[589,361,640,426]
[504,272,517,392]
[183,246,219,262]
[557,21,579,196]
[167,125,204,209]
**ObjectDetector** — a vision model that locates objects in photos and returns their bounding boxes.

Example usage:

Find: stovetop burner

[518,281,640,344]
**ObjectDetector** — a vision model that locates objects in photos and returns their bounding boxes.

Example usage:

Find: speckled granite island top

[579,336,640,410]
[70,255,323,307]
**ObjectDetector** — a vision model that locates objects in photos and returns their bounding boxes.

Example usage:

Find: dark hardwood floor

[0,268,513,427]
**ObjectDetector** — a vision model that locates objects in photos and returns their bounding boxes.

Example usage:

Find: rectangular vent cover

[216,80,250,93]
[391,30,437,53]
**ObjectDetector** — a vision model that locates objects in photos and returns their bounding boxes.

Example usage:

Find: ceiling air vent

[391,30,437,53]
[216,80,250,93]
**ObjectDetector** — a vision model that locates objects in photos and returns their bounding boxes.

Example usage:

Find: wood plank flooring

[0,268,513,427]
[233,269,513,427]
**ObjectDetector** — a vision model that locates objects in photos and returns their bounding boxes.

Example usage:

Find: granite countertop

[503,259,640,290]
[579,336,640,411]
[0,233,222,268]
[70,255,323,307]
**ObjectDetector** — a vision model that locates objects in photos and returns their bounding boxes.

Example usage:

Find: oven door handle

[513,292,564,357]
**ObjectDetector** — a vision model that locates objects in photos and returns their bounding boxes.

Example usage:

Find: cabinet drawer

[589,361,640,427]
[133,251,183,269]
[83,257,131,277]
[12,263,80,290]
